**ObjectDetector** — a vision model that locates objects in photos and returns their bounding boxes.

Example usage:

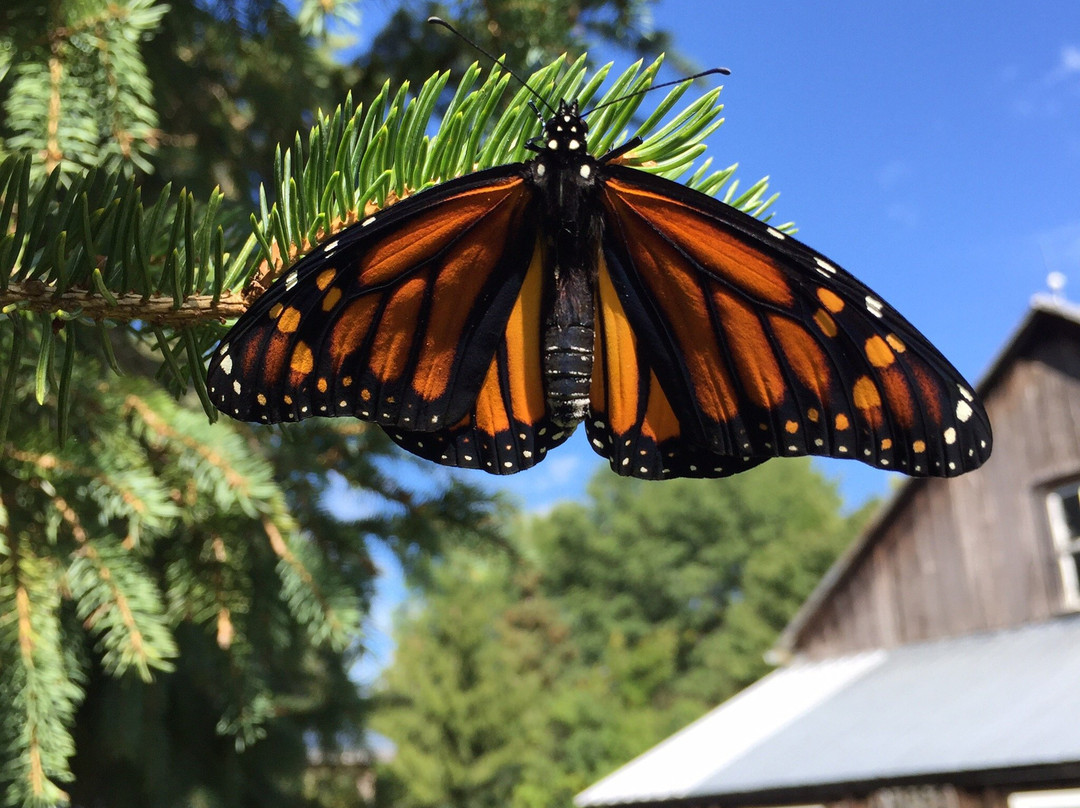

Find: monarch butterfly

[207,38,991,480]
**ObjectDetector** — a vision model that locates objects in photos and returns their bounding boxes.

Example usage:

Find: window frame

[1044,478,1080,611]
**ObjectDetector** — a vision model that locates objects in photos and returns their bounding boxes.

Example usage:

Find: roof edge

[577,763,1080,808]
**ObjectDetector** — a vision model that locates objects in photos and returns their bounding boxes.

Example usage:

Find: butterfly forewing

[207,167,545,441]
[596,165,991,477]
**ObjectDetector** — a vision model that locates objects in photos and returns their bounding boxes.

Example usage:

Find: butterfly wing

[207,166,568,472]
[383,238,575,472]
[592,164,992,478]
[589,253,769,479]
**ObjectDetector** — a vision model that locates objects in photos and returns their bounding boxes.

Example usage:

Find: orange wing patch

[603,178,794,307]
[500,241,547,429]
[591,261,640,437]
[712,289,786,409]
[602,190,740,424]
[368,277,427,383]
[358,179,524,286]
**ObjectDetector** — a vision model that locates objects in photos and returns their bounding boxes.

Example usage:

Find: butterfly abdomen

[544,265,594,427]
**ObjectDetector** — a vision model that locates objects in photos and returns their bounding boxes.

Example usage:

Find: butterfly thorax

[528,100,604,427]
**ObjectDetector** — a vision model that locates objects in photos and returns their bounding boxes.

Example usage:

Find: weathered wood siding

[792,316,1080,657]
[826,784,1009,808]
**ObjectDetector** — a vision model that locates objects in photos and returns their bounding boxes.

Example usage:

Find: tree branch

[1,282,246,325]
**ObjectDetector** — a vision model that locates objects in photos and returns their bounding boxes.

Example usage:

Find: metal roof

[576,615,1080,807]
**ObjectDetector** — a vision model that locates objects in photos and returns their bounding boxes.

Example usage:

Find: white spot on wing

[956,400,973,422]
[815,256,837,276]
[285,271,298,290]
[568,140,580,150]
[220,354,233,375]
[865,295,884,317]
[944,427,957,444]
[232,380,241,394]
[362,216,376,227]
[580,164,592,178]
[767,227,786,240]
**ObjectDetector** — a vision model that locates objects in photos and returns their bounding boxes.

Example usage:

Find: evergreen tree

[533,462,871,712]
[374,463,874,808]
[372,547,588,808]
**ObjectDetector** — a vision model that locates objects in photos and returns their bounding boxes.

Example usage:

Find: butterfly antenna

[583,67,731,117]
[428,17,557,116]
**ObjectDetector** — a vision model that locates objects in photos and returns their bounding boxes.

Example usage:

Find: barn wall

[793,319,1080,657]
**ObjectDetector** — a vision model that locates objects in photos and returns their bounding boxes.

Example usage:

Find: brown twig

[0,283,247,325]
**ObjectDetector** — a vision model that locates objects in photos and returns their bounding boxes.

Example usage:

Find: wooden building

[576,297,1080,808]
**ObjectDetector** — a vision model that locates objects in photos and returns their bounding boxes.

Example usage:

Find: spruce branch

[0,545,80,807]
[1,53,790,428]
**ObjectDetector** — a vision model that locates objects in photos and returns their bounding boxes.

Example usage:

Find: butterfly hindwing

[208,166,559,463]
[588,254,770,479]
[595,164,992,477]
[385,240,573,473]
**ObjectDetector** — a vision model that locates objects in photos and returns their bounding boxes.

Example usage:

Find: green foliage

[1,0,167,176]
[374,462,873,808]
[0,330,371,803]
[373,549,584,808]
[350,0,684,107]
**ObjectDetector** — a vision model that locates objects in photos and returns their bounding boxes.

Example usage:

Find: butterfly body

[529,101,605,427]
[208,94,992,480]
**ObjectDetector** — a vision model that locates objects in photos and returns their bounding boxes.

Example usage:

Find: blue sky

[340,1,1080,680]
[460,0,1080,511]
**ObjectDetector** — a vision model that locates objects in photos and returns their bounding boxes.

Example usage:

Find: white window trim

[1010,789,1080,808]
[1045,485,1080,611]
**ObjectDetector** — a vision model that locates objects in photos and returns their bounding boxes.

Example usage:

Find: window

[1045,480,1080,610]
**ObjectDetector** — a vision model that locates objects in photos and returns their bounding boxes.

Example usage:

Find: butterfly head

[540,100,590,158]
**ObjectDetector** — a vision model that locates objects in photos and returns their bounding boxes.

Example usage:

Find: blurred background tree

[1,0,676,199]
[373,463,874,808]
[0,0,688,806]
